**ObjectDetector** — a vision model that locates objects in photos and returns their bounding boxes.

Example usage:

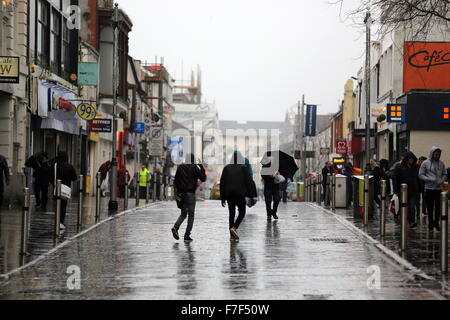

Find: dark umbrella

[262,151,299,180]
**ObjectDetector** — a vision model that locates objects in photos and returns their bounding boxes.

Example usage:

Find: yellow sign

[77,103,97,121]
[0,56,19,83]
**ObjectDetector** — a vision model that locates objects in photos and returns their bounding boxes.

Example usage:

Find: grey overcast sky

[119,0,365,122]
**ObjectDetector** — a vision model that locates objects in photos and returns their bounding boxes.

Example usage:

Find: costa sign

[404,42,450,92]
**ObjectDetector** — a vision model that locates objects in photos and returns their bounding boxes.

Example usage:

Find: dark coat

[0,155,9,187]
[393,152,419,197]
[221,164,257,201]
[321,166,334,185]
[175,164,206,194]
[25,154,51,186]
[49,152,77,187]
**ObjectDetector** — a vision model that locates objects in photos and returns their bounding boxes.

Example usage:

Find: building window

[37,0,50,68]
[62,18,70,74]
[50,9,61,73]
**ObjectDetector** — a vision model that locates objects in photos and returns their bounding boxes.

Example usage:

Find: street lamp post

[364,10,372,174]
[108,3,119,212]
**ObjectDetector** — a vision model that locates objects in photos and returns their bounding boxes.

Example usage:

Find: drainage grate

[303,294,333,300]
[309,237,349,243]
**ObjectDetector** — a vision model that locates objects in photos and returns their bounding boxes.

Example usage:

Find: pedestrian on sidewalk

[417,157,428,216]
[0,154,9,210]
[171,154,206,242]
[341,162,354,207]
[370,160,382,208]
[25,152,51,211]
[262,153,282,221]
[98,160,111,197]
[139,164,150,200]
[321,162,334,202]
[220,151,257,241]
[419,147,448,231]
[393,152,420,229]
[49,151,78,230]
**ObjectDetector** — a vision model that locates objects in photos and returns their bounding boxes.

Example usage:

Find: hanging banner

[78,62,99,86]
[0,57,19,83]
[305,105,317,137]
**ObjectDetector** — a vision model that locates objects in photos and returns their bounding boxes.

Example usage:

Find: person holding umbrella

[261,151,298,221]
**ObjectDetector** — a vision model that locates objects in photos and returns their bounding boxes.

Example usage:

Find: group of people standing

[171,151,289,242]
[25,151,77,230]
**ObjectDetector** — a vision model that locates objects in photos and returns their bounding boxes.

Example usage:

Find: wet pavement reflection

[0,201,447,300]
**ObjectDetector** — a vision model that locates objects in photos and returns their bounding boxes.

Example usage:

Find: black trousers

[34,182,49,208]
[227,196,247,230]
[265,185,280,217]
[174,193,196,237]
[425,189,442,228]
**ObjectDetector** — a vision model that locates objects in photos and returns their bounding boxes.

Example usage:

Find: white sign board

[149,126,163,157]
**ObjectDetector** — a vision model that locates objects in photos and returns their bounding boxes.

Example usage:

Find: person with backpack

[419,147,448,231]
[171,154,206,242]
[49,151,78,230]
[220,151,257,241]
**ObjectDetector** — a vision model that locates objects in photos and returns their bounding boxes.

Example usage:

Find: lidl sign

[0,57,19,83]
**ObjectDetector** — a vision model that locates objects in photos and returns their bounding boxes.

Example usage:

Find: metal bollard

[326,174,331,207]
[152,174,156,202]
[146,177,150,204]
[96,172,101,223]
[317,174,322,206]
[400,184,408,251]
[124,172,129,210]
[311,178,315,203]
[78,175,84,232]
[380,180,387,238]
[135,173,139,207]
[306,178,310,202]
[332,174,336,211]
[21,188,30,259]
[440,192,448,273]
[55,180,62,242]
[364,175,370,226]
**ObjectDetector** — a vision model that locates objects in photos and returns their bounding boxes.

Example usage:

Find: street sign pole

[109,4,119,213]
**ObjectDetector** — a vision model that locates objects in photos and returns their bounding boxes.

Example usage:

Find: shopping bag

[176,193,185,209]
[245,197,257,208]
[390,194,399,217]
[60,184,72,200]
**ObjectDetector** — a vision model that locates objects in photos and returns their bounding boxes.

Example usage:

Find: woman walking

[220,151,257,241]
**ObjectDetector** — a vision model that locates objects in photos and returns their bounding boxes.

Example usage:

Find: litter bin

[334,174,348,208]
[352,175,374,218]
[298,182,305,202]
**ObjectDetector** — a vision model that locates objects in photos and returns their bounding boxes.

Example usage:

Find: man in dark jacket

[171,154,206,242]
[262,153,282,221]
[0,154,9,209]
[393,152,419,228]
[321,162,334,203]
[26,152,51,211]
[49,151,78,230]
[220,151,257,241]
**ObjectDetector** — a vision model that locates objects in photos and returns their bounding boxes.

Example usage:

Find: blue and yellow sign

[77,103,97,121]
[387,104,406,123]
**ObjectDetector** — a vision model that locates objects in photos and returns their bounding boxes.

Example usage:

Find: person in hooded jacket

[49,151,78,230]
[220,151,257,241]
[419,147,448,231]
[262,153,282,221]
[26,152,51,211]
[393,152,420,228]
[171,154,206,242]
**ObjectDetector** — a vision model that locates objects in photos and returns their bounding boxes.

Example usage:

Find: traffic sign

[134,122,145,134]
[149,126,163,157]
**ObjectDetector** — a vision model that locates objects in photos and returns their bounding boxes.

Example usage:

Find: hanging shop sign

[89,119,112,133]
[133,122,146,134]
[77,103,97,121]
[0,56,19,83]
[78,62,99,86]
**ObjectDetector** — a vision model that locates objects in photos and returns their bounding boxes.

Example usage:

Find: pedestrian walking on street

[417,157,428,216]
[393,152,420,229]
[262,154,282,221]
[419,147,448,231]
[370,160,382,208]
[220,151,257,241]
[49,151,78,230]
[321,162,334,202]
[0,154,9,210]
[341,162,354,207]
[171,154,206,242]
[98,160,111,197]
[26,152,51,211]
[139,164,150,200]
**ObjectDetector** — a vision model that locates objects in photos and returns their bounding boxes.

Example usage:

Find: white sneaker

[60,223,66,230]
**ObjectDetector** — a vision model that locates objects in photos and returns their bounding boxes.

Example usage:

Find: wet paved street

[0,201,447,300]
